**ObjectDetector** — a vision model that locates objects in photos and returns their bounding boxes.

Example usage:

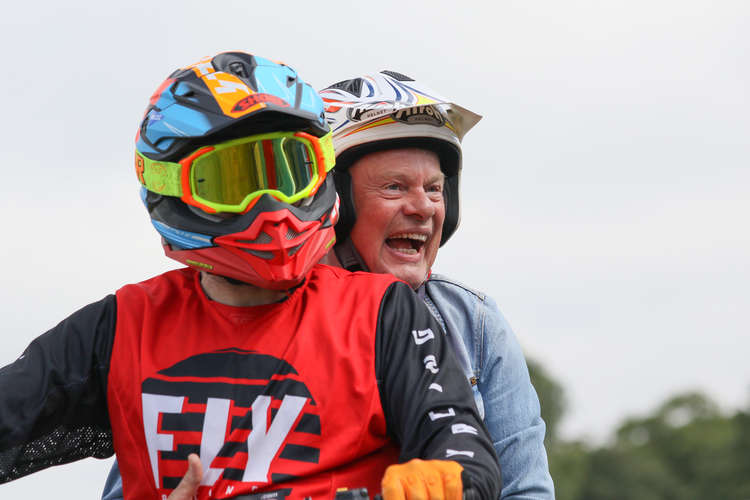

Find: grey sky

[1,1,748,497]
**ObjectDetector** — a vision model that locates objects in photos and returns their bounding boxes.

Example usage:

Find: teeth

[393,247,418,255]
[390,233,428,242]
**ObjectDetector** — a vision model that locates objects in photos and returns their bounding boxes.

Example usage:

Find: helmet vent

[243,249,274,260]
[285,227,302,241]
[288,243,304,257]
[238,231,272,245]
[381,70,414,82]
[229,62,249,78]
[212,52,259,90]
[174,81,201,98]
[325,78,363,96]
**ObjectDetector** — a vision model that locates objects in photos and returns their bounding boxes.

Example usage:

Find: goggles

[135,131,335,213]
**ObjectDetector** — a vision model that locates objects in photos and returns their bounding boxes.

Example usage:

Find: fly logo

[446,449,475,458]
[411,328,435,345]
[143,393,308,490]
[140,349,321,497]
[423,355,439,374]
[451,423,478,435]
[428,407,455,421]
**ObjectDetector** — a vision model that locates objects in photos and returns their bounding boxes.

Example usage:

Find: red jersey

[109,266,398,499]
[0,265,501,499]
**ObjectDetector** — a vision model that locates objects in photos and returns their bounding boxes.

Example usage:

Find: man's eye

[427,184,443,193]
[385,184,401,190]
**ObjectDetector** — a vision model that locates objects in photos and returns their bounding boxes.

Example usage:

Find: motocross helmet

[319,70,481,247]
[136,52,338,290]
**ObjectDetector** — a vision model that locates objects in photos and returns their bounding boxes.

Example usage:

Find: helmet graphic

[319,70,481,246]
[136,52,338,289]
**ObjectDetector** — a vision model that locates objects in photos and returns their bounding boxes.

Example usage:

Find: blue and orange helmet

[136,52,338,289]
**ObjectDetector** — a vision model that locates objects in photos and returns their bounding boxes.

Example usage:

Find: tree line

[528,360,750,499]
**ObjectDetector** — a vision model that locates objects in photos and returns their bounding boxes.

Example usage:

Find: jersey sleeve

[0,295,117,483]
[375,281,502,500]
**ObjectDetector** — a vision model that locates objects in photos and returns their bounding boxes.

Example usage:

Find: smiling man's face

[348,148,445,289]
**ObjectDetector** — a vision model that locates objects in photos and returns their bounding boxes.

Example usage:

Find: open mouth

[385,233,428,255]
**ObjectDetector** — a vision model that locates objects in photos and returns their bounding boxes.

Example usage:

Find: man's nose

[403,190,436,219]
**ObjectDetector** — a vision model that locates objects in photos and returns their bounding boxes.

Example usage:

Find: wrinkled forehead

[350,147,444,181]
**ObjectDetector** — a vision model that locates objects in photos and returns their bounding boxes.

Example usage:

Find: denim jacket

[420,274,555,499]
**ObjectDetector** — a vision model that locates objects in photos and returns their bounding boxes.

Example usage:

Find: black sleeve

[375,282,502,500]
[0,295,117,483]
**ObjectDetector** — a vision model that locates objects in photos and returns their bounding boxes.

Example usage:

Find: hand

[381,459,463,500]
[167,453,203,500]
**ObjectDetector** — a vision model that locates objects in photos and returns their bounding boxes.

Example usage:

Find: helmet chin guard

[152,176,339,290]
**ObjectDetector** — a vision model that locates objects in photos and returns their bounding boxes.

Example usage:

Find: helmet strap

[332,169,357,243]
[333,237,369,273]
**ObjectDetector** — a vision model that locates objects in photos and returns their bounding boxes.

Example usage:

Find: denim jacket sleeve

[101,460,123,500]
[424,275,555,499]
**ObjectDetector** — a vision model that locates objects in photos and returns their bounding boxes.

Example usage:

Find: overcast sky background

[1,1,748,497]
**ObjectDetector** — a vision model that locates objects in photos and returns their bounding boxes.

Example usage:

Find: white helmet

[319,70,481,246]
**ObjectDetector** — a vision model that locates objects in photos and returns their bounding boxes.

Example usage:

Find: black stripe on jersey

[294,413,321,435]
[161,412,204,431]
[159,444,201,460]
[279,444,319,463]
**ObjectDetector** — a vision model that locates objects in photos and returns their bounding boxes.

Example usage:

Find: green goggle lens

[191,136,315,207]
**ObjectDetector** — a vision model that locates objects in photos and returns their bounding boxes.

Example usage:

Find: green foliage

[526,360,750,499]
[547,440,589,500]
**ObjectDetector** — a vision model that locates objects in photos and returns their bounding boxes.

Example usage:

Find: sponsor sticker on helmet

[347,105,394,123]
[392,105,445,127]
[147,111,163,124]
[185,259,213,270]
[233,93,290,113]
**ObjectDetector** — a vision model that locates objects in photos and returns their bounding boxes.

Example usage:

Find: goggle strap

[318,132,335,172]
[135,152,183,197]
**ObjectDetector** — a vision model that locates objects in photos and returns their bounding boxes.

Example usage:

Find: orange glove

[381,459,463,500]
